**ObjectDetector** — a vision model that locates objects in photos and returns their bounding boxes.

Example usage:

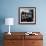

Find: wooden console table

[4,32,43,46]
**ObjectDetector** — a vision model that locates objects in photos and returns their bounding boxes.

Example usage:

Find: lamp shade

[5,18,14,25]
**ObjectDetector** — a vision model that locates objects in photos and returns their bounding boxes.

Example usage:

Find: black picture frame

[19,7,36,24]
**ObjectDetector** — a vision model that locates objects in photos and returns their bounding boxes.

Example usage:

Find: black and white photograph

[19,7,36,24]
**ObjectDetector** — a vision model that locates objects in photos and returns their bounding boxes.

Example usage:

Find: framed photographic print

[19,7,36,24]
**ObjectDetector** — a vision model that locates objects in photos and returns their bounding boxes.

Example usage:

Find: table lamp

[5,18,14,35]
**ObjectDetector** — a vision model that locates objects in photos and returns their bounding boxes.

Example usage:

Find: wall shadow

[0,16,5,46]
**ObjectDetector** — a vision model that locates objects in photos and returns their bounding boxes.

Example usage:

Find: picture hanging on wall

[19,7,36,24]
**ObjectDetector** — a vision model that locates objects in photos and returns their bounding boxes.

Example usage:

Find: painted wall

[0,0,46,32]
[0,0,46,46]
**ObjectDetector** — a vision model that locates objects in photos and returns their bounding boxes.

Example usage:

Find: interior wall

[0,0,46,46]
